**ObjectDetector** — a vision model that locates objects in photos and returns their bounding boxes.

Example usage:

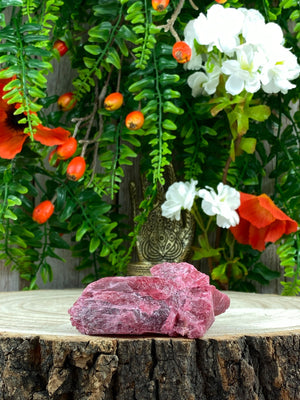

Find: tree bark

[0,290,299,400]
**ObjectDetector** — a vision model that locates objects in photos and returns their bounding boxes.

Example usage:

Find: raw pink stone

[68,262,230,338]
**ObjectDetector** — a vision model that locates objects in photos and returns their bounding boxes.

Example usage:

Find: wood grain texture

[0,290,299,399]
[0,290,299,338]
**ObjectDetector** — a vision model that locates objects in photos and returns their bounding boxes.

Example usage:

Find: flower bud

[152,0,169,11]
[58,92,77,111]
[32,200,55,224]
[172,41,192,64]
[104,92,124,111]
[125,111,144,130]
[56,137,77,160]
[53,39,68,57]
[66,156,86,181]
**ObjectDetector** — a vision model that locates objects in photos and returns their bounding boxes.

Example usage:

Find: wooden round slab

[0,290,299,400]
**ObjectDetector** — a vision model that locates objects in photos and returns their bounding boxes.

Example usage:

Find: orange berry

[58,92,77,111]
[32,200,55,224]
[66,156,86,181]
[172,41,192,64]
[152,0,169,11]
[53,39,68,57]
[125,111,144,130]
[104,92,124,111]
[56,137,77,160]
[215,0,227,3]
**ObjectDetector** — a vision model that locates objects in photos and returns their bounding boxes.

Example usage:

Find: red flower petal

[0,123,27,159]
[285,219,298,235]
[230,217,250,245]
[34,125,70,146]
[264,220,287,244]
[257,194,293,222]
[248,224,268,251]
[231,192,298,251]
[238,194,275,228]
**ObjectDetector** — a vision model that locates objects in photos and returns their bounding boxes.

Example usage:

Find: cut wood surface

[0,290,299,400]
[0,290,299,338]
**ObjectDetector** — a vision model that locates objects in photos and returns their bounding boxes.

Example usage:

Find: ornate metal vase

[127,166,194,276]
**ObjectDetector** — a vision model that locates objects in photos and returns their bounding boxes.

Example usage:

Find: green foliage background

[0,0,299,294]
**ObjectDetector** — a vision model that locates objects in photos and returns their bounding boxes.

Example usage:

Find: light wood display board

[0,290,299,400]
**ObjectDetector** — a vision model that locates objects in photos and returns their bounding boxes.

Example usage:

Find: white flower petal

[225,74,245,95]
[161,180,198,221]
[199,183,240,228]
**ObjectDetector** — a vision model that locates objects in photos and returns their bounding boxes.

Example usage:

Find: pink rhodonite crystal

[68,262,230,339]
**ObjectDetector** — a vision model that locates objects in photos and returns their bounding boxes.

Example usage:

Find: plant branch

[156,0,197,41]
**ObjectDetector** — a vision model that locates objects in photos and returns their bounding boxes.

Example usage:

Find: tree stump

[0,290,299,400]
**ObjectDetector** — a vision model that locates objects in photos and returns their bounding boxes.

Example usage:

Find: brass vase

[127,165,194,276]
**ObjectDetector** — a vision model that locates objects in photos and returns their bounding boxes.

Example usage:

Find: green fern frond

[277,235,300,295]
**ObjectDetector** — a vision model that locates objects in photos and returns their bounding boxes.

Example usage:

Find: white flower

[184,20,203,71]
[187,63,222,96]
[221,44,262,95]
[187,71,208,97]
[161,180,198,221]
[184,3,300,98]
[194,5,244,56]
[241,7,284,49]
[260,46,300,94]
[198,183,240,228]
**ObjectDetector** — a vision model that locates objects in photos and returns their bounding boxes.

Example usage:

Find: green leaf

[114,37,129,57]
[84,44,101,56]
[23,35,49,43]
[211,264,228,284]
[120,143,137,158]
[76,221,90,241]
[27,69,47,86]
[192,247,221,260]
[27,59,53,71]
[162,119,177,130]
[0,0,23,6]
[0,43,18,54]
[88,22,112,41]
[240,137,257,154]
[49,231,70,249]
[159,73,180,86]
[59,199,77,222]
[116,25,137,43]
[24,46,52,57]
[252,263,281,281]
[127,0,143,13]
[105,47,121,69]
[158,57,178,71]
[163,89,181,100]
[281,0,298,8]
[247,105,271,122]
[0,66,20,78]
[19,23,42,33]
[7,195,22,206]
[28,87,47,98]
[100,245,110,257]
[133,89,155,101]
[89,236,100,253]
[4,209,18,220]
[163,101,184,115]
[129,78,154,92]
[12,183,28,194]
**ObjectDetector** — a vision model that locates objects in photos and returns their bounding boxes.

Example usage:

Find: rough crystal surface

[68,262,230,338]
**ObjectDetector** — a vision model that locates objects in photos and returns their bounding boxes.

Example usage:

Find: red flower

[0,77,70,159]
[230,193,298,251]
